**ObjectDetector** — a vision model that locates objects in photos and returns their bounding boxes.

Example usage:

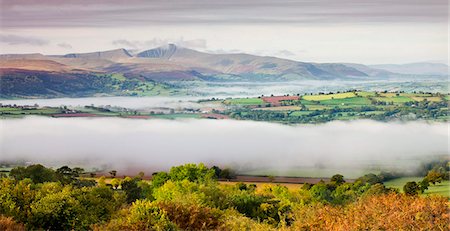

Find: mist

[0,117,448,177]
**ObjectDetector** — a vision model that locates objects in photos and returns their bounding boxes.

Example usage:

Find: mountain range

[0,44,447,98]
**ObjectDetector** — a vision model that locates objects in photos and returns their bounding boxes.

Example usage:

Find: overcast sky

[0,0,448,64]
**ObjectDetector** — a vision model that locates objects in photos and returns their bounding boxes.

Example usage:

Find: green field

[317,97,371,105]
[151,113,201,119]
[224,91,449,123]
[384,177,450,197]
[290,111,314,116]
[0,107,62,117]
[223,98,264,105]
[355,91,376,97]
[302,92,356,101]
[373,96,415,103]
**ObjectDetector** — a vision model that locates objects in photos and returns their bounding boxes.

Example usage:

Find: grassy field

[0,107,62,117]
[224,98,264,105]
[318,97,371,105]
[373,96,415,103]
[290,111,314,116]
[355,91,376,97]
[302,92,356,101]
[304,104,330,110]
[255,106,301,111]
[151,113,201,119]
[409,96,442,102]
[384,177,450,197]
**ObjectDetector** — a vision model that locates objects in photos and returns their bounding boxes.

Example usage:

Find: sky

[0,0,448,64]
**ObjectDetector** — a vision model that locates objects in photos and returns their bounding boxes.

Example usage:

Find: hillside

[1,44,443,98]
[1,44,389,82]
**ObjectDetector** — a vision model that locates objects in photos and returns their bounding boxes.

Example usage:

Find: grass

[290,111,314,116]
[151,113,201,119]
[304,105,330,110]
[384,177,450,197]
[302,92,356,101]
[373,96,414,103]
[318,97,371,106]
[355,92,376,97]
[255,106,301,111]
[379,92,398,97]
[362,111,385,115]
[0,107,62,116]
[224,98,264,105]
[410,96,442,102]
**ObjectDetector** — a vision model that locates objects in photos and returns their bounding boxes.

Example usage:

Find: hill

[370,62,448,76]
[1,44,389,82]
[1,44,444,98]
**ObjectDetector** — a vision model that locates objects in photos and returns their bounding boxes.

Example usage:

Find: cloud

[57,43,73,49]
[0,34,49,46]
[112,38,207,50]
[1,0,446,28]
[0,117,447,176]
[205,49,244,54]
[275,50,296,57]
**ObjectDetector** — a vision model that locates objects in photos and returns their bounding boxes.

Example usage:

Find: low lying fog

[1,117,448,176]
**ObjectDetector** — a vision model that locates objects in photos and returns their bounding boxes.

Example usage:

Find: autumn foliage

[0,216,25,231]
[292,193,449,230]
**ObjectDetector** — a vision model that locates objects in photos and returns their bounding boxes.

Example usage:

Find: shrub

[291,193,450,230]
[157,201,222,230]
[0,216,25,231]
[93,200,176,231]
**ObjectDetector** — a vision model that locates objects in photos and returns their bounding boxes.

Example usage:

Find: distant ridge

[63,48,132,60]
[1,44,446,85]
[370,62,449,76]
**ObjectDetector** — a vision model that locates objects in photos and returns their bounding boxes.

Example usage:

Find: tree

[151,172,170,188]
[419,178,429,193]
[168,163,215,183]
[9,165,57,184]
[357,173,382,185]
[330,174,345,185]
[122,177,143,203]
[219,168,236,179]
[403,181,420,195]
[56,166,77,184]
[109,170,117,178]
[425,170,444,185]
[310,182,333,203]
[110,178,121,190]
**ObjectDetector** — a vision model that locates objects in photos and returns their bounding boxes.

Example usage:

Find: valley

[2,90,448,123]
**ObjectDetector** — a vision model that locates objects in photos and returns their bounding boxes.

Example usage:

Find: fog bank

[0,117,448,175]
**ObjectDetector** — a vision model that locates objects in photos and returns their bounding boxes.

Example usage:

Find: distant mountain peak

[137,44,180,59]
[63,48,132,60]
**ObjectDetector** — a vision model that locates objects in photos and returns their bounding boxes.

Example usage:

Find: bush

[403,181,420,195]
[291,193,449,230]
[157,201,222,230]
[0,216,25,231]
[94,200,176,231]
